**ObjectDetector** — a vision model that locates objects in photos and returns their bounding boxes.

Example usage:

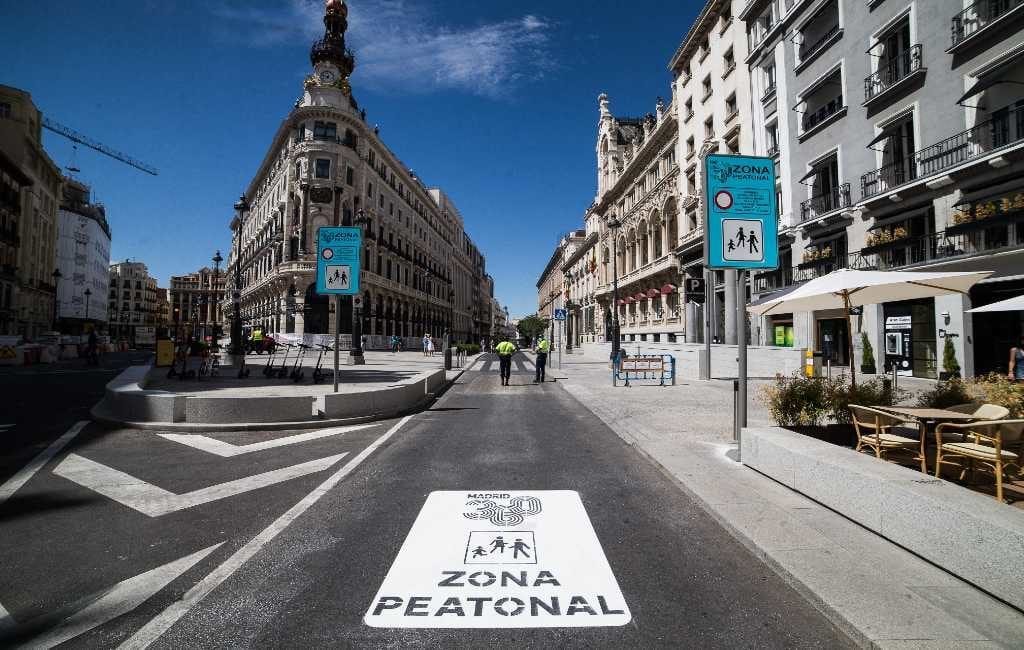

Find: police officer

[533,335,550,384]
[495,337,516,386]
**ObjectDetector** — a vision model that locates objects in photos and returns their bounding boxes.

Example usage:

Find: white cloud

[208,0,554,97]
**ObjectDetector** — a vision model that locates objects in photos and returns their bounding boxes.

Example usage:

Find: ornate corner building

[226,0,491,345]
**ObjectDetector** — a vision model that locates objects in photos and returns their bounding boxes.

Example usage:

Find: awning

[957,76,1009,106]
[624,297,635,304]
[797,167,819,184]
[866,129,895,150]
[645,288,661,299]
[633,293,646,301]
[660,283,677,295]
[617,299,626,306]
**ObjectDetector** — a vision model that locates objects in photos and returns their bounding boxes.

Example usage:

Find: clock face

[319,69,335,83]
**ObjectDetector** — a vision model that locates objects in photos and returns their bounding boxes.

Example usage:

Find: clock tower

[302,0,357,110]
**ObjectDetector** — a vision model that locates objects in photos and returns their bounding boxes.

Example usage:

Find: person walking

[391,334,400,354]
[86,329,99,366]
[533,335,550,384]
[426,334,435,357]
[495,337,516,386]
[1010,334,1024,381]
[422,333,429,357]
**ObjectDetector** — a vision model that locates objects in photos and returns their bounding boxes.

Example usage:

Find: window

[726,93,738,118]
[702,75,712,101]
[798,68,845,135]
[865,17,921,103]
[664,149,676,168]
[763,63,777,97]
[686,169,696,194]
[346,166,354,185]
[315,158,331,179]
[721,4,732,29]
[313,121,337,140]
[796,1,840,66]
[686,136,695,157]
[704,117,714,139]
[800,153,850,221]
[367,182,374,197]
[368,150,376,166]
[699,36,710,61]
[723,48,735,76]
[684,98,694,120]
[726,133,740,154]
[767,123,779,156]
[0,102,10,119]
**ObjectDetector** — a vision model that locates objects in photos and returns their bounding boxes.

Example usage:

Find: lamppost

[230,195,248,357]
[84,288,92,324]
[607,215,622,362]
[351,210,370,362]
[564,270,575,354]
[212,250,223,351]
[51,268,62,332]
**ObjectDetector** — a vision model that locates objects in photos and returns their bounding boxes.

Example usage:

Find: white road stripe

[0,421,88,506]
[157,424,378,457]
[119,415,414,650]
[0,601,13,630]
[18,543,223,649]
[52,453,348,517]
[0,424,15,432]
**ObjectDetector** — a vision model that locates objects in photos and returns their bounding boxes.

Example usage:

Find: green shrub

[941,336,961,377]
[969,374,1024,417]
[760,373,831,427]
[826,376,904,424]
[456,343,481,355]
[860,333,876,370]
[916,379,972,409]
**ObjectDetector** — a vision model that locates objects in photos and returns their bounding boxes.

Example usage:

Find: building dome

[310,0,354,74]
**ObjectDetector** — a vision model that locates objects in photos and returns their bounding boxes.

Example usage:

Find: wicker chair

[850,404,918,461]
[938,403,1009,442]
[935,419,1024,502]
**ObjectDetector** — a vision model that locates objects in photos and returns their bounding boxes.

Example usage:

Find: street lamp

[564,270,575,354]
[51,268,62,332]
[606,215,622,362]
[84,288,92,324]
[351,210,370,360]
[230,194,249,357]
[212,250,223,351]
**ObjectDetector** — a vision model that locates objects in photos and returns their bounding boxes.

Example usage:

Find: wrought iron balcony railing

[800,183,851,222]
[798,23,840,63]
[951,0,1024,47]
[855,226,1024,271]
[864,45,923,102]
[861,102,1024,198]
[801,95,844,132]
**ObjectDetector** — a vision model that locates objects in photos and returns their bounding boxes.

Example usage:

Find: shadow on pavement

[0,493,101,523]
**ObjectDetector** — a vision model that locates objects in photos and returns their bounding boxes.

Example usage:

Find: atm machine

[884,314,913,376]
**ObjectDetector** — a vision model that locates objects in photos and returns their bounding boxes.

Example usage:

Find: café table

[873,406,979,473]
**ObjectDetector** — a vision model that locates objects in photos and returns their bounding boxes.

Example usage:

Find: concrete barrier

[95,365,185,423]
[742,426,1024,610]
[668,343,805,379]
[185,395,316,424]
[320,369,446,419]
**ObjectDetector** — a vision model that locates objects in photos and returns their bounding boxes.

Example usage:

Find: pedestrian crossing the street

[478,353,535,374]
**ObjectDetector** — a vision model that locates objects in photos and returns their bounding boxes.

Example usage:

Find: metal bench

[612,354,676,387]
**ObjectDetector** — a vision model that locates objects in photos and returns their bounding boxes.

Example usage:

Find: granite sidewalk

[546,342,1024,649]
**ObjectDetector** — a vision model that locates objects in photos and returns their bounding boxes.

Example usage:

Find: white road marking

[0,601,13,630]
[119,415,414,650]
[365,490,631,628]
[52,453,349,517]
[157,424,378,457]
[0,421,88,506]
[17,543,223,649]
[0,424,14,432]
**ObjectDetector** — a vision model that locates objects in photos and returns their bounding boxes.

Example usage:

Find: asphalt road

[0,353,851,648]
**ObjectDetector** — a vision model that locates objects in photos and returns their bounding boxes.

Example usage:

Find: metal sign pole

[703,268,713,379]
[736,270,747,454]
[334,294,341,393]
[558,319,562,369]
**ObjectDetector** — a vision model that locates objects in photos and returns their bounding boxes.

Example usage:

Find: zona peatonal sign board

[364,490,631,628]
[703,153,779,270]
[316,226,362,296]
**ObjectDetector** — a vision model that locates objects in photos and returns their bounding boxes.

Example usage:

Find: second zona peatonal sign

[703,153,779,270]
[364,490,631,628]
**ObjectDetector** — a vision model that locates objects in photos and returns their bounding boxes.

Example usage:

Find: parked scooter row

[260,342,333,383]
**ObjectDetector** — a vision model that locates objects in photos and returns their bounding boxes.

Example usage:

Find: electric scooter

[237,351,250,379]
[276,344,293,379]
[262,344,280,377]
[311,343,330,384]
[289,343,307,382]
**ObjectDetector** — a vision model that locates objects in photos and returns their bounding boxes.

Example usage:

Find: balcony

[855,225,1024,271]
[861,102,1024,199]
[800,94,845,137]
[951,0,1024,49]
[800,183,851,222]
[754,266,794,293]
[797,23,841,68]
[864,45,924,104]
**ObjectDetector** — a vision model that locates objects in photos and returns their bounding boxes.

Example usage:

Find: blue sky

[1,0,702,317]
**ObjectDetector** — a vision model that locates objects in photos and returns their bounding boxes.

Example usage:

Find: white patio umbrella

[748,268,992,386]
[966,294,1024,313]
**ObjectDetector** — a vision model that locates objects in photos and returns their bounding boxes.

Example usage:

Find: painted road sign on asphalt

[316,227,362,295]
[703,154,778,270]
[364,490,630,628]
[553,308,567,321]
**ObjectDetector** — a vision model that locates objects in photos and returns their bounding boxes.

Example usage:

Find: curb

[91,366,470,432]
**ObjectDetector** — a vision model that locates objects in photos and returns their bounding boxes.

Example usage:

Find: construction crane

[42,116,158,176]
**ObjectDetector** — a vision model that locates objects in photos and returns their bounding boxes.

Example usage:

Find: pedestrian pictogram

[722,219,764,262]
[325,265,351,290]
[315,226,361,295]
[464,530,537,564]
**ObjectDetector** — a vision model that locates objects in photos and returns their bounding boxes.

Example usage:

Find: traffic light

[685,277,706,304]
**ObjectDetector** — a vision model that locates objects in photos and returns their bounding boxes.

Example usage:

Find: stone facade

[227,0,489,346]
[169,267,225,341]
[0,84,63,340]
[107,261,158,343]
[742,0,1024,377]
[55,176,111,334]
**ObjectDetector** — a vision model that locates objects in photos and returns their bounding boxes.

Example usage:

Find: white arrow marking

[52,453,348,517]
[120,415,414,650]
[0,601,13,631]
[11,543,222,649]
[157,424,378,457]
[0,421,88,506]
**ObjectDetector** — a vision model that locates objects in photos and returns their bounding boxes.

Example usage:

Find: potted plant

[939,335,961,380]
[860,332,876,374]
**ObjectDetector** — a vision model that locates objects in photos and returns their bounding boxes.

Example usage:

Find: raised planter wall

[742,426,1024,611]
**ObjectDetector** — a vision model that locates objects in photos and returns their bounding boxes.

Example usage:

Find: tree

[942,336,961,379]
[860,332,876,373]
[517,315,549,344]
